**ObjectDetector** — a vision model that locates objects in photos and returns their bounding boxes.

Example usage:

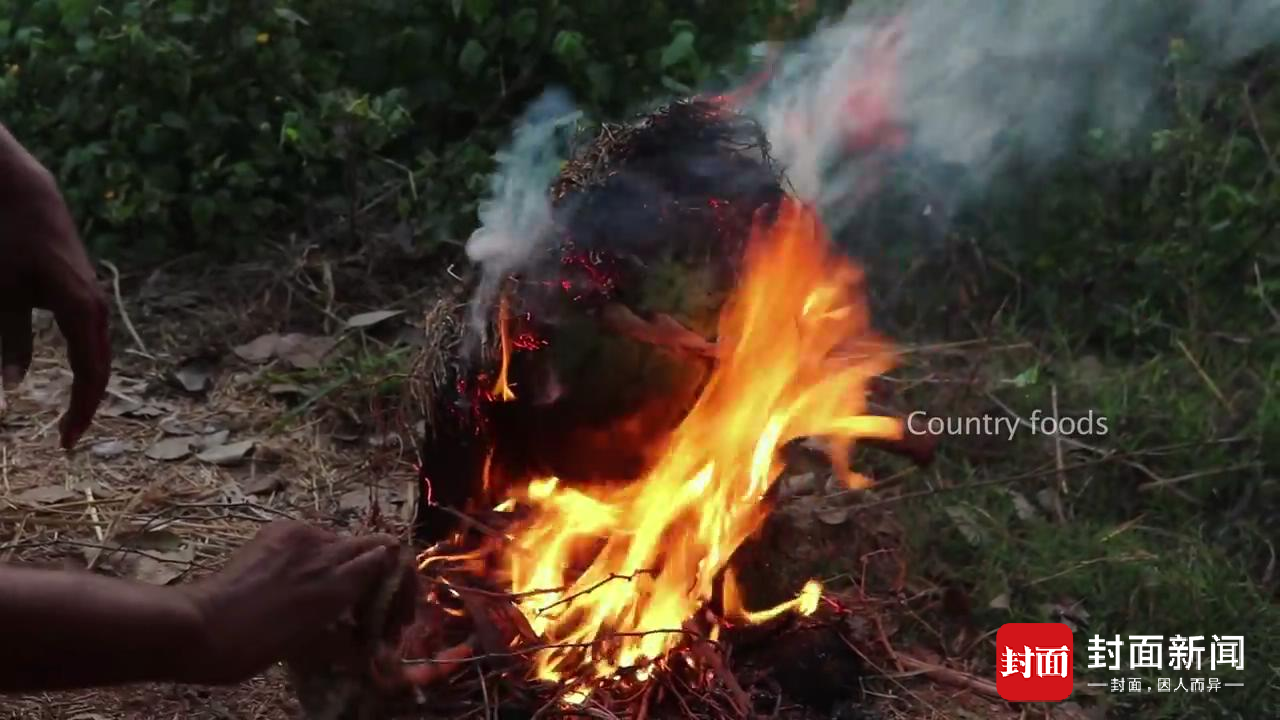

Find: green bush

[0,0,792,258]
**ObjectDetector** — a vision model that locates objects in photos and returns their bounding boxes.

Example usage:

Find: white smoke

[749,0,1280,235]
[462,0,1280,335]
[464,88,580,343]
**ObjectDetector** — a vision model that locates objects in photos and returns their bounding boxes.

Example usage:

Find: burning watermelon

[417,100,788,538]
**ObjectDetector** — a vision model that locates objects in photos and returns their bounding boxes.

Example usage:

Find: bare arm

[0,521,413,693]
[0,565,206,691]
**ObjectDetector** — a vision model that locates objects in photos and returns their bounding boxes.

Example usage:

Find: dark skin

[0,522,415,691]
[0,123,110,449]
[0,126,417,691]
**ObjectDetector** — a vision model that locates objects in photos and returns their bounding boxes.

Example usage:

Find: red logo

[996,623,1074,702]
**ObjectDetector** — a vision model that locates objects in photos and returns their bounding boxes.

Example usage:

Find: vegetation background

[2,0,1276,717]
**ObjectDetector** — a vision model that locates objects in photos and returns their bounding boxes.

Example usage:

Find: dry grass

[0,242,442,719]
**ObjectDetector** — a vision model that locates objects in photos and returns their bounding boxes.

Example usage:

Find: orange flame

[491,293,517,401]
[499,199,902,690]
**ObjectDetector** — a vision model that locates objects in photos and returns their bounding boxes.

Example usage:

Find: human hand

[0,124,111,449]
[180,521,418,685]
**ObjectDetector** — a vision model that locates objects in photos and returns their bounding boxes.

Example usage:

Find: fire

[497,198,903,689]
[491,293,517,401]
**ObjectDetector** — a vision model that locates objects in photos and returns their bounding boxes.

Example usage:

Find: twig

[1173,338,1231,411]
[1027,552,1154,587]
[83,485,105,543]
[400,628,701,665]
[476,662,492,720]
[1254,262,1280,328]
[892,653,1001,700]
[99,260,155,360]
[1049,383,1068,523]
[431,505,510,542]
[537,570,655,615]
[689,633,750,719]
[1137,462,1259,492]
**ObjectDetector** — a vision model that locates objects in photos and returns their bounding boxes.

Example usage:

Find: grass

[879,319,1280,718]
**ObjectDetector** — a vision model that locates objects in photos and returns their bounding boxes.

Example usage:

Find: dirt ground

[0,247,431,720]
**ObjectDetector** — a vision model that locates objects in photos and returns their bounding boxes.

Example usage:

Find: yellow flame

[488,199,901,690]
[492,293,517,401]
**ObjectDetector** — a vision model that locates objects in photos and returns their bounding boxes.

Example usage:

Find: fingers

[327,533,401,565]
[49,285,110,449]
[332,545,397,606]
[385,564,420,639]
[0,308,34,388]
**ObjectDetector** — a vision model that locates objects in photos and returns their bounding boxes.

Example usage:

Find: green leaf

[463,0,492,24]
[508,7,538,47]
[161,112,189,130]
[552,30,586,66]
[1009,366,1040,388]
[660,30,695,68]
[458,38,487,77]
[660,76,692,94]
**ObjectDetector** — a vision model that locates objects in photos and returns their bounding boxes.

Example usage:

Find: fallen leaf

[338,486,402,513]
[89,439,133,459]
[145,435,198,461]
[193,430,231,451]
[126,402,171,419]
[196,440,256,466]
[782,472,818,496]
[267,383,306,396]
[159,418,195,435]
[345,309,404,329]
[242,474,285,495]
[815,506,850,525]
[276,333,337,369]
[10,486,78,506]
[988,592,1011,610]
[131,545,195,585]
[945,506,986,547]
[172,358,216,394]
[234,333,281,363]
[1005,489,1038,521]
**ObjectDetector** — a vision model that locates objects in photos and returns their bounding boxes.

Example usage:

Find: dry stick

[99,260,155,360]
[400,628,703,666]
[891,653,1001,700]
[1173,338,1232,411]
[476,663,492,720]
[536,570,655,614]
[985,392,1202,501]
[1049,383,1068,524]
[849,457,1107,511]
[432,504,510,542]
[1254,262,1280,328]
[634,683,655,720]
[1137,461,1260,493]
[689,637,750,719]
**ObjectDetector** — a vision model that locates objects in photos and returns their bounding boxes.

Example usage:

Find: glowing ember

[493,198,903,690]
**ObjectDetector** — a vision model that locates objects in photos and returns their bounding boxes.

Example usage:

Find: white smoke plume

[464,88,580,344]
[750,0,1280,235]
[462,0,1280,336]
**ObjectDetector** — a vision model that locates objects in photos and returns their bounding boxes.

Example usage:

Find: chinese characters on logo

[1085,634,1245,694]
